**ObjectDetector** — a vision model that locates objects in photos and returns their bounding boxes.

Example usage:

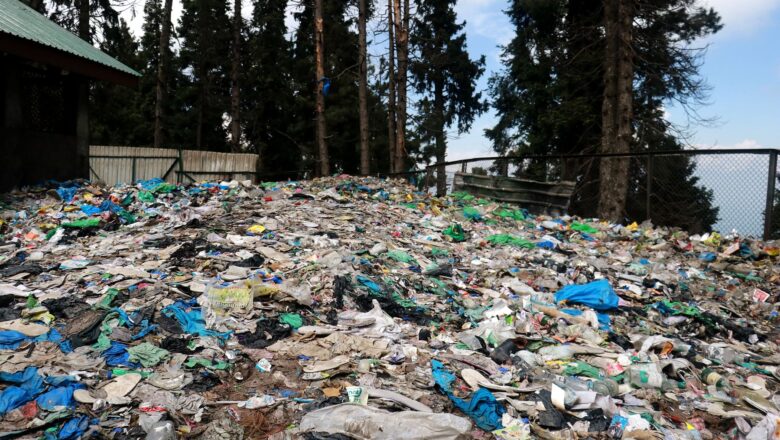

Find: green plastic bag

[570,222,598,234]
[486,234,535,249]
[386,250,417,264]
[152,182,177,194]
[128,342,170,367]
[563,361,603,379]
[138,191,155,203]
[184,357,229,370]
[62,218,100,229]
[443,223,466,242]
[280,313,303,329]
[430,247,450,257]
[494,208,525,221]
[463,206,482,221]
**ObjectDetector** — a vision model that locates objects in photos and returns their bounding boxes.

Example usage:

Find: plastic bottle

[562,376,619,397]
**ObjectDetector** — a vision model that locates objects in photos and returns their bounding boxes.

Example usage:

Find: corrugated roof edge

[0,0,140,77]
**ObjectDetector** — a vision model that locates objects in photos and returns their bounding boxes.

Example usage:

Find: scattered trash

[0,176,776,438]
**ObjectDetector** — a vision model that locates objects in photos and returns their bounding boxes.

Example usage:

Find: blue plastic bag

[101,341,141,368]
[0,367,44,414]
[49,415,96,440]
[554,279,619,311]
[36,384,84,411]
[56,186,78,203]
[161,300,231,340]
[431,360,505,431]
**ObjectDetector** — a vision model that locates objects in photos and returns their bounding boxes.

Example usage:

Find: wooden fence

[89,146,258,185]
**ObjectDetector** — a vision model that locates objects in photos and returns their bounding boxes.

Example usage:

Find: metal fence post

[764,150,777,240]
[131,157,136,183]
[646,155,653,222]
[461,162,467,173]
[177,148,184,184]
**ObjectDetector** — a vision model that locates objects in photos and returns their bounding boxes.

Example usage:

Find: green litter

[127,342,170,368]
[184,357,230,370]
[486,234,535,249]
[430,247,450,257]
[386,250,417,264]
[62,218,101,229]
[494,208,525,221]
[26,294,38,309]
[112,368,152,378]
[138,191,155,203]
[443,223,466,242]
[45,228,59,240]
[563,361,603,379]
[95,288,120,310]
[463,206,482,221]
[570,222,599,234]
[280,313,303,329]
[450,191,475,201]
[401,202,418,210]
[151,182,177,194]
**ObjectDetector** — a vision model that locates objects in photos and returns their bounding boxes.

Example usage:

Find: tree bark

[392,0,408,173]
[434,78,446,196]
[598,0,633,222]
[314,0,329,176]
[230,0,242,152]
[78,0,89,41]
[358,0,370,174]
[386,0,396,174]
[154,0,173,148]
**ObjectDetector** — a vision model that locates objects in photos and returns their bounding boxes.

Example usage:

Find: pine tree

[90,19,147,145]
[410,0,486,195]
[154,0,174,147]
[243,0,300,178]
[178,0,232,151]
[292,0,371,175]
[488,0,721,230]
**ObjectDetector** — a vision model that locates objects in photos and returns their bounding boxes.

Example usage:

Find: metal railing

[416,149,779,240]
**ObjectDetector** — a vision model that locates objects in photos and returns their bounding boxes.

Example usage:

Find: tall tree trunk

[598,0,633,222]
[230,0,242,152]
[78,0,89,41]
[314,0,329,176]
[196,84,204,149]
[77,0,90,178]
[358,0,370,174]
[434,78,446,196]
[392,0,408,173]
[154,0,173,148]
[386,0,396,174]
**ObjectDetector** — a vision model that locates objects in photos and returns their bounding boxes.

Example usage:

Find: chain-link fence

[420,149,779,239]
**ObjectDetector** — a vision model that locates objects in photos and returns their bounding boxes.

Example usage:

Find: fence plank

[89,146,258,186]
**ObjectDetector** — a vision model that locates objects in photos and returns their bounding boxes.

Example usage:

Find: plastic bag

[554,279,619,311]
[443,223,466,242]
[486,234,535,249]
[431,360,505,431]
[299,403,472,440]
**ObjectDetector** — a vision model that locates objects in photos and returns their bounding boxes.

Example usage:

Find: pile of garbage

[0,176,778,439]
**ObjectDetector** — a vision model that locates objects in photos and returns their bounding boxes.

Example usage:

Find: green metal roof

[0,0,140,77]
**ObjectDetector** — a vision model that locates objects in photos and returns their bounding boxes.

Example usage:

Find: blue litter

[56,186,78,203]
[161,300,231,340]
[431,360,505,431]
[554,279,619,311]
[699,252,716,262]
[36,384,84,411]
[138,177,164,190]
[52,415,96,440]
[356,275,382,293]
[0,329,64,350]
[101,341,141,368]
[0,366,44,414]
